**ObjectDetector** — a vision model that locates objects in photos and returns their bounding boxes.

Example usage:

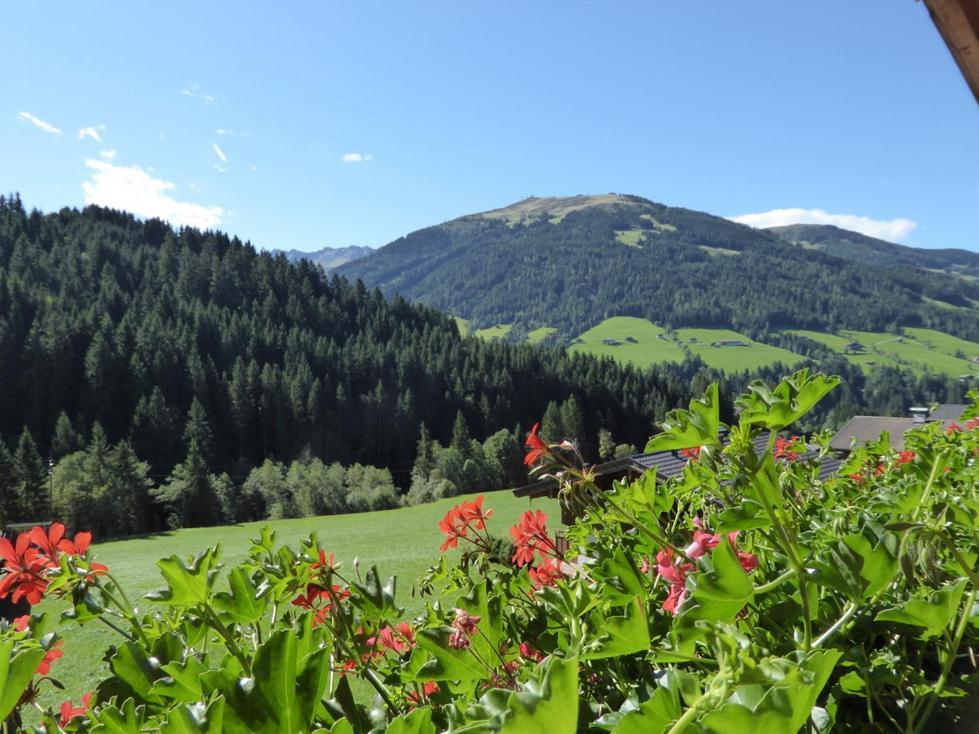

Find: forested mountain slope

[767,223,979,279]
[338,194,979,339]
[0,195,692,484]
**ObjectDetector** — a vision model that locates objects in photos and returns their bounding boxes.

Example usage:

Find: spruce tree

[51,412,83,460]
[12,427,47,520]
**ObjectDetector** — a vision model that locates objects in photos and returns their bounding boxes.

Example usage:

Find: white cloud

[17,111,61,135]
[212,142,228,163]
[342,152,373,163]
[82,158,224,229]
[216,128,235,135]
[77,124,105,142]
[180,85,216,105]
[99,149,117,161]
[729,207,917,243]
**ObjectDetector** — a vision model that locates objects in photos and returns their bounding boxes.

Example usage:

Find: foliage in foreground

[3,370,979,733]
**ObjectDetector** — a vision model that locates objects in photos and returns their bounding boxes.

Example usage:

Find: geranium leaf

[735,369,839,431]
[687,539,753,623]
[645,383,722,452]
[0,640,45,723]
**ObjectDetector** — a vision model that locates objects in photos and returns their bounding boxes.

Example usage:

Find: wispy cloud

[78,124,106,142]
[342,152,373,163]
[17,111,61,135]
[180,85,216,105]
[82,158,224,229]
[212,143,228,163]
[99,149,117,161]
[729,207,917,244]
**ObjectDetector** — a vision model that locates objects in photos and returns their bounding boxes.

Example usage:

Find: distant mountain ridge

[278,245,373,271]
[337,194,979,341]
[766,224,979,279]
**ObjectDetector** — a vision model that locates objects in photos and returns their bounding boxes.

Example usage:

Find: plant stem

[910,588,977,734]
[812,602,858,649]
[754,568,794,594]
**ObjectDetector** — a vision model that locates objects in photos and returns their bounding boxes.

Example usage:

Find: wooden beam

[924,0,979,104]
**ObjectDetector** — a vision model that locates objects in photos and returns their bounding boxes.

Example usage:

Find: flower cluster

[774,435,802,461]
[438,496,492,552]
[510,510,565,589]
[656,521,758,616]
[292,583,352,626]
[374,623,416,655]
[0,523,105,605]
[448,608,481,650]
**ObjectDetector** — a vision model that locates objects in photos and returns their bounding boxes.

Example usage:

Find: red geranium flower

[0,534,52,604]
[376,623,416,654]
[26,523,67,565]
[519,641,545,662]
[528,557,565,589]
[58,693,92,728]
[407,681,440,708]
[37,640,64,676]
[774,436,801,461]
[896,450,916,466]
[460,495,492,530]
[510,510,559,567]
[679,446,701,461]
[523,422,549,466]
[438,506,468,552]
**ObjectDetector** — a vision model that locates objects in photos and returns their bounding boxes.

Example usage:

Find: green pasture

[568,317,685,368]
[31,491,558,715]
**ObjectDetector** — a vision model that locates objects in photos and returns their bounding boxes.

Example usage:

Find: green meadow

[33,491,558,714]
[568,317,685,368]
[788,327,979,377]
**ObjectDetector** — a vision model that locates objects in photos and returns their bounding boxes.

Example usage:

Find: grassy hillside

[569,318,803,372]
[34,491,558,713]
[569,317,684,368]
[787,327,979,377]
[674,328,803,372]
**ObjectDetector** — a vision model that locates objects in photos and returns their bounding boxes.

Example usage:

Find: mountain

[337,194,979,340]
[277,245,373,271]
[767,224,979,279]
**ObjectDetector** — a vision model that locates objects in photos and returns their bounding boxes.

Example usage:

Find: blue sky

[2,2,977,251]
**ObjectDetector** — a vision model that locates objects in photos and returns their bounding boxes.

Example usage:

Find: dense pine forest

[0,195,701,533]
[338,194,979,339]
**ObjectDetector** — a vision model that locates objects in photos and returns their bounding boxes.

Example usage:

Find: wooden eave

[925,0,979,104]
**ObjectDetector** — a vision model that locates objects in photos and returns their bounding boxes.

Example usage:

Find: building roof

[925,0,979,105]
[929,404,967,422]
[829,416,916,452]
[829,405,968,452]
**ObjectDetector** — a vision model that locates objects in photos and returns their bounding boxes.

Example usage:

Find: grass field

[787,327,979,377]
[453,316,471,336]
[568,317,685,368]
[474,323,513,341]
[526,326,557,344]
[31,491,558,715]
[672,328,803,372]
[569,318,803,372]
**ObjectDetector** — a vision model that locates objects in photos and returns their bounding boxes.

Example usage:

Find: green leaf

[811,533,897,601]
[252,629,301,733]
[415,627,489,681]
[687,537,754,623]
[213,567,268,624]
[89,697,145,734]
[645,383,721,452]
[597,549,648,605]
[603,683,681,734]
[735,369,839,431]
[385,708,436,734]
[0,640,45,723]
[146,546,221,606]
[716,499,771,532]
[349,566,400,620]
[107,641,165,705]
[877,578,968,633]
[698,650,841,734]
[159,699,225,734]
[151,655,208,703]
[584,596,651,660]
[492,656,579,734]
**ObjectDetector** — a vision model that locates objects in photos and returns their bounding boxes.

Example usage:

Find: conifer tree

[51,412,83,460]
[12,427,47,520]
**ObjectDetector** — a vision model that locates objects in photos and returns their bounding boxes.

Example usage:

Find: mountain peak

[464,193,649,226]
